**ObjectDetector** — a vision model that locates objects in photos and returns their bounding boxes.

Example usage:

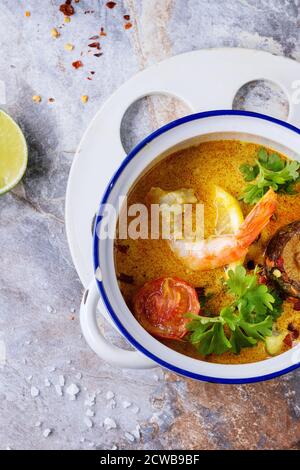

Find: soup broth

[114,140,300,364]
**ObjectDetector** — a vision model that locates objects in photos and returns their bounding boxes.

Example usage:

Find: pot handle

[80,279,156,369]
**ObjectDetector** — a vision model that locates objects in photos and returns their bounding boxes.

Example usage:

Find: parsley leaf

[239,148,300,204]
[186,266,283,356]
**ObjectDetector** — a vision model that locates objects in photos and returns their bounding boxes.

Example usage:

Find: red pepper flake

[86,77,92,81]
[123,14,130,20]
[100,27,107,36]
[293,300,300,311]
[59,1,75,16]
[106,1,116,8]
[89,35,99,40]
[90,71,95,75]
[124,22,132,30]
[94,53,103,57]
[72,60,83,69]
[48,98,55,103]
[283,333,293,347]
[88,42,101,50]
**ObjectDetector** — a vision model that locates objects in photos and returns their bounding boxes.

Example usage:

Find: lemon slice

[0,110,28,195]
[214,185,244,273]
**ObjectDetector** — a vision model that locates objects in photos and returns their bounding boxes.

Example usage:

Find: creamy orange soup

[114,140,300,364]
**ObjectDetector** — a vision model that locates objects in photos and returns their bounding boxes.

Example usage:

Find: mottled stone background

[1,0,300,450]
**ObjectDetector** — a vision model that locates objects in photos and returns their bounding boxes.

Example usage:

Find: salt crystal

[25,340,31,345]
[46,305,53,314]
[55,384,63,396]
[66,383,80,398]
[111,445,118,450]
[58,375,65,387]
[44,378,51,387]
[26,375,33,382]
[124,432,135,442]
[43,428,52,438]
[122,400,131,409]
[70,307,76,313]
[104,417,117,430]
[49,366,56,372]
[30,386,39,398]
[75,373,82,380]
[66,360,72,365]
[106,391,114,400]
[131,405,140,414]
[131,424,141,440]
[6,446,11,450]
[22,358,27,365]
[80,437,85,443]
[35,421,42,427]
[84,417,93,428]
[107,399,116,409]
[86,408,94,417]
[88,442,95,448]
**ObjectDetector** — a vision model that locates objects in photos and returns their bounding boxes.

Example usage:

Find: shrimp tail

[237,188,277,247]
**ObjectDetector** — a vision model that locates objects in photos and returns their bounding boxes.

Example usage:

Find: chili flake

[72,60,83,69]
[106,1,116,8]
[100,27,107,36]
[25,11,31,17]
[123,14,130,20]
[81,95,88,104]
[59,1,75,16]
[124,22,132,30]
[88,42,101,50]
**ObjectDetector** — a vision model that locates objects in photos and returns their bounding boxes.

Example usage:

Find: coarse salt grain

[122,400,131,409]
[44,378,51,387]
[58,375,65,387]
[55,384,63,396]
[124,432,135,442]
[43,428,52,438]
[104,417,117,430]
[84,417,93,428]
[106,391,114,400]
[30,386,39,398]
[66,383,80,398]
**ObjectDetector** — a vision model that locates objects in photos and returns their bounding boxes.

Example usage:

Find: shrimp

[146,187,277,271]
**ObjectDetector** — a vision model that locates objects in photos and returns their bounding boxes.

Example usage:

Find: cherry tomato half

[133,277,200,339]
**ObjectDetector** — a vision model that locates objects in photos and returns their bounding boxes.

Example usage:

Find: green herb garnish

[186,266,283,355]
[239,148,300,204]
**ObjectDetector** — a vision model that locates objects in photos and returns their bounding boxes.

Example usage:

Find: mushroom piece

[265,220,300,298]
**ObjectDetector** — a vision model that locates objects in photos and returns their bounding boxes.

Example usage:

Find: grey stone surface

[1,0,300,450]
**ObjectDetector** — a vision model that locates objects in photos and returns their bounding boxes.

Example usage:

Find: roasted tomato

[133,277,200,339]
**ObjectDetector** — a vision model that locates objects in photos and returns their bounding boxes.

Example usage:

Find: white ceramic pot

[80,110,300,383]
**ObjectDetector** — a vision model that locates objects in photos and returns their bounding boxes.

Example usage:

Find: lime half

[0,110,28,195]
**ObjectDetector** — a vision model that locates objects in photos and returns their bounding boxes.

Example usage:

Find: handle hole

[120,94,192,154]
[233,80,289,121]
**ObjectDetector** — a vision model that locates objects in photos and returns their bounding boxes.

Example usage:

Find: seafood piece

[147,187,277,270]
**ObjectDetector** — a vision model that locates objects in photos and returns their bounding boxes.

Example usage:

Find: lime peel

[0,110,28,195]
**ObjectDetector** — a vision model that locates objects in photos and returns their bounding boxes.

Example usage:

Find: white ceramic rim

[94,110,300,383]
